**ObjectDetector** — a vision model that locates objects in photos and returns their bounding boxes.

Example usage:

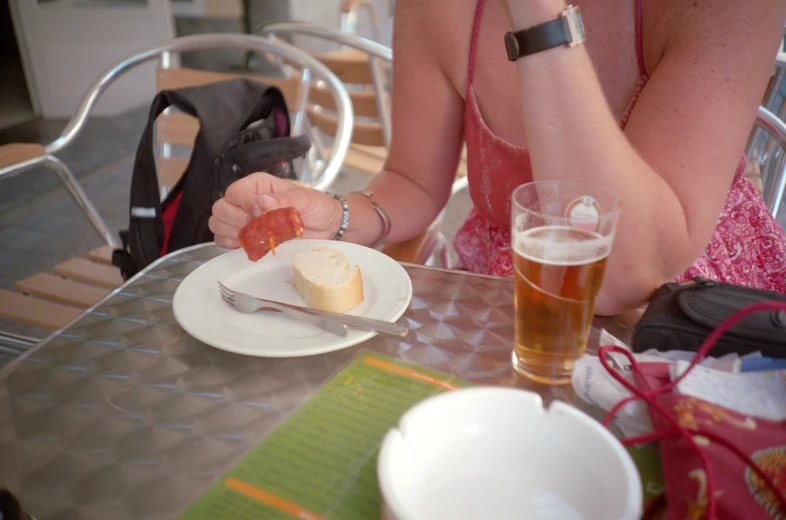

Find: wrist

[341,191,390,247]
[504,2,586,62]
[320,193,341,240]
[329,193,349,241]
[351,190,391,247]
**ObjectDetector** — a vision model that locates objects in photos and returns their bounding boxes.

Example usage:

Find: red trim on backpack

[160,191,183,256]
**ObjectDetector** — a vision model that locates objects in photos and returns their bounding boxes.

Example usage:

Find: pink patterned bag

[600,302,786,519]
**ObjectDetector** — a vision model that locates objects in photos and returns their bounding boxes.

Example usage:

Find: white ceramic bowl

[377,387,642,520]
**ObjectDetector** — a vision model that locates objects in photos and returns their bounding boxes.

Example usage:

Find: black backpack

[112,78,311,280]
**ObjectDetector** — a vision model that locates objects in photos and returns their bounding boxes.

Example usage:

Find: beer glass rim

[511,180,622,216]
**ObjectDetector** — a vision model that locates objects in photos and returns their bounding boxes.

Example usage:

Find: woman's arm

[340,0,466,246]
[503,0,786,314]
[210,0,466,250]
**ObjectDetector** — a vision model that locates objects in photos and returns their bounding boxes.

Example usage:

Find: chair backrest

[752,105,786,219]
[257,22,393,150]
[46,33,353,194]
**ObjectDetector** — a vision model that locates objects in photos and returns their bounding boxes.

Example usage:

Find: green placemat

[179,351,471,520]
[628,444,665,513]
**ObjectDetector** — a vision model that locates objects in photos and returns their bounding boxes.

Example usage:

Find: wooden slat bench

[0,245,121,332]
[0,143,46,168]
[53,257,123,289]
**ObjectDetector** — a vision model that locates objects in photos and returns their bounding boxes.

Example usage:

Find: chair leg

[451,176,469,196]
[43,155,121,249]
[436,232,453,269]
[419,231,453,269]
[417,233,438,267]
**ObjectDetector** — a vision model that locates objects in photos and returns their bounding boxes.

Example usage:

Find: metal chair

[757,52,786,116]
[751,105,786,218]
[257,21,467,268]
[746,54,786,218]
[0,33,353,350]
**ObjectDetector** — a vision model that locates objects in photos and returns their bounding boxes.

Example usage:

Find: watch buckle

[504,32,520,61]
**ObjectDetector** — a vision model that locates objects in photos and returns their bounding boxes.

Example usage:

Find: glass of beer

[511,180,621,385]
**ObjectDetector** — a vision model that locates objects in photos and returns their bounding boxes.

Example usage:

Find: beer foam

[514,226,612,266]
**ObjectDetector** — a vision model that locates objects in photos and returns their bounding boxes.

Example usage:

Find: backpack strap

[117,90,179,276]
[111,230,139,281]
[220,134,312,177]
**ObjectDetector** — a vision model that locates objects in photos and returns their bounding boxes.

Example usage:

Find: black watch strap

[504,5,586,61]
[505,18,568,60]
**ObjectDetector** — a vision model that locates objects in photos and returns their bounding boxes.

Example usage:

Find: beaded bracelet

[331,193,350,241]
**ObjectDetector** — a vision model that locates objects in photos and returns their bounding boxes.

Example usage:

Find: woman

[210,0,786,315]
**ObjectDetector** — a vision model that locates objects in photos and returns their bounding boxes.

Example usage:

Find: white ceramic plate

[173,240,413,357]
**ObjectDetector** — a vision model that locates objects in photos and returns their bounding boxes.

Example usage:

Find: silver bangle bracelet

[331,193,349,241]
[353,190,392,247]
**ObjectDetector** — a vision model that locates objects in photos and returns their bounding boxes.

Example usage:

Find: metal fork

[218,282,410,337]
[218,282,348,337]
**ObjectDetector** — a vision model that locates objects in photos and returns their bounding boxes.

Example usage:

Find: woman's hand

[209,173,341,249]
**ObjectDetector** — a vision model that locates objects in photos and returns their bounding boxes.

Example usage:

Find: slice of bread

[293,247,364,313]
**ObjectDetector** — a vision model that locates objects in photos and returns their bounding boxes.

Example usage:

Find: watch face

[504,32,520,61]
[564,5,587,46]
[573,14,585,38]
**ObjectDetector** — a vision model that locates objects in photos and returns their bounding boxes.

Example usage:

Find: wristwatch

[504,4,587,61]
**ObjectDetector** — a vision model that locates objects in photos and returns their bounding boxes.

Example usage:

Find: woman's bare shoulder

[642,0,784,75]
[394,0,478,89]
[396,0,476,25]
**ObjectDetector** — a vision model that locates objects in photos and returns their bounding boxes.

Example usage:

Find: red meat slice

[238,207,305,261]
